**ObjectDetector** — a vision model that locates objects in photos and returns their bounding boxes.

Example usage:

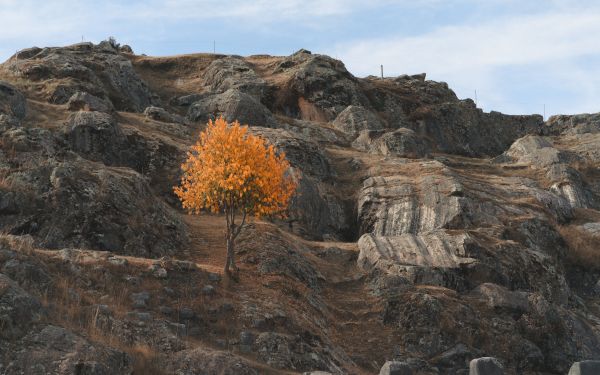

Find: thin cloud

[334,6,600,115]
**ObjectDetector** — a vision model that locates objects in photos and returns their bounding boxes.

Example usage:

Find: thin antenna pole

[544,104,546,120]
[475,90,478,106]
[380,65,383,79]
[213,40,215,54]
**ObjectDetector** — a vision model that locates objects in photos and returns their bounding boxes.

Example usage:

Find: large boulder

[144,105,186,124]
[0,273,45,340]
[357,163,468,236]
[65,111,124,165]
[352,128,430,158]
[187,89,277,127]
[333,105,384,136]
[0,81,26,120]
[66,91,114,113]
[546,113,600,135]
[202,56,267,100]
[379,361,412,375]
[568,361,600,375]
[469,357,504,375]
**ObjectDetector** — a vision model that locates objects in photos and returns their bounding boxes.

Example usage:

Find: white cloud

[333,5,600,115]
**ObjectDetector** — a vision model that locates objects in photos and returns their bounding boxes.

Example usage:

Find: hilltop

[0,41,598,374]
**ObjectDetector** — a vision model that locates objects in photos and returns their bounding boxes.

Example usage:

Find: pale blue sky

[1,0,599,117]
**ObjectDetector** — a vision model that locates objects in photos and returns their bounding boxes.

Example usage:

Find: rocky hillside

[0,41,599,374]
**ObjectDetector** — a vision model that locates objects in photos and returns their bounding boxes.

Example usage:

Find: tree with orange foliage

[175,117,298,275]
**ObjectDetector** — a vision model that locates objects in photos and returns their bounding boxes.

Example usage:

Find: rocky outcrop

[1,158,187,257]
[546,113,600,135]
[66,91,114,113]
[187,89,277,127]
[4,325,132,374]
[65,111,124,165]
[332,105,384,136]
[569,361,600,375]
[358,163,467,236]
[273,49,369,121]
[352,128,430,158]
[0,81,26,121]
[202,56,267,101]
[469,357,504,375]
[411,101,544,156]
[165,347,258,375]
[4,42,156,111]
[144,105,186,124]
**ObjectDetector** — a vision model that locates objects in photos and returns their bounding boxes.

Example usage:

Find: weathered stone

[202,57,267,100]
[0,273,45,340]
[0,81,26,120]
[144,105,186,124]
[65,111,123,164]
[569,360,600,375]
[5,42,155,111]
[333,105,384,135]
[352,128,430,158]
[472,283,530,312]
[379,360,412,375]
[187,89,277,127]
[66,91,114,113]
[165,347,258,375]
[469,357,504,375]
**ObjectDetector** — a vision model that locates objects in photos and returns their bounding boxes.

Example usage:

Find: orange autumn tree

[175,117,298,274]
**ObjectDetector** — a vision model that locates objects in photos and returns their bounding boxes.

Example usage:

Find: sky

[1,0,599,117]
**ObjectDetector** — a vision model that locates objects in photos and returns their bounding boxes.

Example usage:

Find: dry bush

[558,225,600,270]
[0,233,34,255]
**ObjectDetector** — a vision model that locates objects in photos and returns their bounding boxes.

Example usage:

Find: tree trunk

[225,234,237,274]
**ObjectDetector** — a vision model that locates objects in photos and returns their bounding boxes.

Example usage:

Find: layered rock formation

[0,42,598,374]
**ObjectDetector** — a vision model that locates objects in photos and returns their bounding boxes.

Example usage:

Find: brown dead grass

[558,225,600,270]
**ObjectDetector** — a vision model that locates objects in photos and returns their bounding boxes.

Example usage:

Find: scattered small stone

[220,303,234,313]
[130,291,150,309]
[469,357,504,375]
[159,306,173,316]
[202,285,216,296]
[154,267,168,279]
[179,307,195,320]
[239,331,255,353]
[163,287,176,296]
[124,275,140,285]
[208,272,221,283]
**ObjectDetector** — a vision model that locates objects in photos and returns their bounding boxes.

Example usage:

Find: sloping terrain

[0,41,599,374]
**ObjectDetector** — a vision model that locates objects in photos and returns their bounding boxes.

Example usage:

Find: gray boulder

[144,105,186,124]
[471,283,530,313]
[469,357,504,375]
[0,81,26,120]
[202,56,267,100]
[65,111,124,164]
[0,273,45,340]
[569,360,600,375]
[187,89,277,127]
[352,128,430,158]
[4,325,132,374]
[333,105,384,135]
[379,361,412,375]
[66,91,114,113]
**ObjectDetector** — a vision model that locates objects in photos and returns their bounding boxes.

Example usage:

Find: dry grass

[558,225,600,270]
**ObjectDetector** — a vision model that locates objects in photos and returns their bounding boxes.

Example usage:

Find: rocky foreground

[0,40,599,374]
